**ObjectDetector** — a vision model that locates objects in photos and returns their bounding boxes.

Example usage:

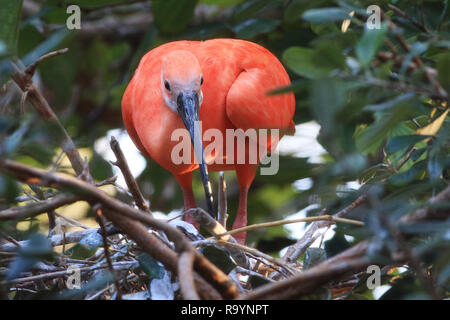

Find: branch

[187,208,250,268]
[0,158,239,299]
[388,4,430,33]
[242,242,371,299]
[243,184,450,299]
[96,206,122,299]
[110,136,151,215]
[220,214,364,238]
[178,250,200,300]
[10,49,93,182]
[217,172,228,227]
[283,195,367,263]
[0,194,79,221]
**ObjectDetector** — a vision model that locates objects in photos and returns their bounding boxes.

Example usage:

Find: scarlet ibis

[122,39,295,244]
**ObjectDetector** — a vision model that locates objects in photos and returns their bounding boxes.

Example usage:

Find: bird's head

[161,50,203,115]
[161,50,214,216]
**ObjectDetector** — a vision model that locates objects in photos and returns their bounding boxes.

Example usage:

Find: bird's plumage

[122,38,295,243]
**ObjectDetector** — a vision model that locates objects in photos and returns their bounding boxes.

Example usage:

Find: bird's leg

[232,164,257,245]
[175,173,200,229]
[232,187,248,245]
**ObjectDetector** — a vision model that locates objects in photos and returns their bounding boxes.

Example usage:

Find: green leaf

[329,152,368,176]
[89,151,113,181]
[356,24,387,68]
[70,0,129,8]
[202,246,236,274]
[231,18,280,39]
[0,0,23,57]
[232,0,276,22]
[302,7,352,23]
[389,160,427,186]
[363,93,415,112]
[310,78,346,128]
[137,253,165,279]
[0,174,20,204]
[427,151,446,181]
[437,52,450,93]
[249,274,272,288]
[152,0,197,34]
[324,231,351,257]
[283,45,345,79]
[22,29,69,66]
[64,243,97,260]
[7,234,54,281]
[385,135,429,154]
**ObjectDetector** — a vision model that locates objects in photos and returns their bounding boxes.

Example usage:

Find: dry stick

[178,250,200,300]
[5,261,137,285]
[193,239,292,278]
[7,49,234,298]
[0,227,117,252]
[219,215,364,238]
[283,195,367,263]
[10,49,93,182]
[242,242,371,300]
[0,231,21,248]
[96,206,122,300]
[387,4,430,33]
[109,136,152,215]
[187,208,250,268]
[217,172,228,227]
[214,240,297,277]
[0,159,239,299]
[245,185,450,300]
[383,12,448,99]
[0,194,79,221]
[29,184,57,230]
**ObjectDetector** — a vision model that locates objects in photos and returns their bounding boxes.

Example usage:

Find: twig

[0,231,21,247]
[0,226,119,252]
[96,205,122,300]
[395,147,416,172]
[110,136,152,215]
[283,195,367,263]
[214,240,297,277]
[0,194,79,221]
[24,48,69,77]
[219,215,364,238]
[178,250,200,300]
[382,11,448,99]
[187,208,250,268]
[0,159,240,299]
[10,49,93,182]
[242,242,371,300]
[217,172,228,227]
[388,4,430,33]
[4,261,137,285]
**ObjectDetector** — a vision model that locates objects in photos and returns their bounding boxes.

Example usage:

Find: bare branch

[178,250,200,300]
[0,194,79,221]
[110,136,152,215]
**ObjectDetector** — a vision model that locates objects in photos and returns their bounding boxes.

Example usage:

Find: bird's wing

[121,76,151,158]
[225,66,296,137]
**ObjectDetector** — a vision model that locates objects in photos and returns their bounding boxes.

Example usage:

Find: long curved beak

[177,91,215,218]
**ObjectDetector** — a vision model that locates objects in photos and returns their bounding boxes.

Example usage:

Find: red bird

[122,39,295,244]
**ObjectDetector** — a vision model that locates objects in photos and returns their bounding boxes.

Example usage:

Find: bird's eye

[200,76,203,85]
[164,80,171,91]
